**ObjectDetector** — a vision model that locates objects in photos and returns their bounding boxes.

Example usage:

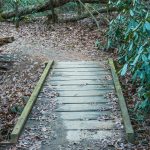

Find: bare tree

[47,0,58,23]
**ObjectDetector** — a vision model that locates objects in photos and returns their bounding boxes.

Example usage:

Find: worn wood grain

[66,130,119,141]
[55,61,107,65]
[53,64,105,68]
[49,75,112,81]
[109,58,134,143]
[59,111,111,120]
[57,90,114,97]
[56,96,109,104]
[48,85,114,90]
[63,120,115,130]
[55,103,111,112]
[53,68,108,72]
[52,71,111,76]
[50,80,113,86]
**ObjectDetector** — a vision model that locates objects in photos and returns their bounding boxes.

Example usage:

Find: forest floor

[0,17,149,149]
[0,18,109,61]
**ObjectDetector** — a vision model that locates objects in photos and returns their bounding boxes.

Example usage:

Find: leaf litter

[0,53,45,143]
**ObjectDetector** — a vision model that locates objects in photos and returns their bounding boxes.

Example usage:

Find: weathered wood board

[49,75,112,81]
[53,68,109,72]
[52,71,111,76]
[56,90,114,97]
[45,84,114,90]
[66,130,119,141]
[58,111,111,120]
[54,61,107,65]
[53,64,105,68]
[10,61,54,143]
[55,103,111,112]
[109,58,134,143]
[63,120,115,130]
[56,96,110,103]
[49,80,113,85]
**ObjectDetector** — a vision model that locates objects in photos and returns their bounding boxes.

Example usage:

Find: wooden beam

[108,58,134,143]
[10,61,54,143]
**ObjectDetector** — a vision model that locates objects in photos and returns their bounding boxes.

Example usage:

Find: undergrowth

[107,0,150,117]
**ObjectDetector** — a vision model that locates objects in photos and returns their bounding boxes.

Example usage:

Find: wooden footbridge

[47,61,119,142]
[8,60,134,149]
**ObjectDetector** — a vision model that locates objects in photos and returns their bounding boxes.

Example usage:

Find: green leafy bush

[107,0,150,114]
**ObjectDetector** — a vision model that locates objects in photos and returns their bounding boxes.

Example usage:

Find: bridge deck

[44,61,123,145]
[22,61,125,149]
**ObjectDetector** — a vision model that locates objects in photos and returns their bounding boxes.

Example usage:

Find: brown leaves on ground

[0,55,44,141]
[0,17,110,61]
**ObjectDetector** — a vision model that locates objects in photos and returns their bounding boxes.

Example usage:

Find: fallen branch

[1,0,108,19]
[78,0,100,29]
[0,37,15,46]
[0,54,15,71]
[60,6,123,22]
[0,65,11,71]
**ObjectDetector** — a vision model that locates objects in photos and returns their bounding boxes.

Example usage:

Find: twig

[78,0,100,29]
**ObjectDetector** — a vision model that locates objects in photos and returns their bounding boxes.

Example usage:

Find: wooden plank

[57,90,114,97]
[49,85,114,90]
[10,61,54,143]
[63,120,115,130]
[55,103,111,112]
[38,96,110,104]
[66,130,117,141]
[53,68,108,72]
[109,58,134,143]
[59,111,111,120]
[49,75,112,81]
[55,61,107,65]
[53,64,105,68]
[56,96,109,104]
[49,80,113,86]
[52,71,111,76]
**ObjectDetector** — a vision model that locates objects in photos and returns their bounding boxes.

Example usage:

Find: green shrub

[107,0,150,114]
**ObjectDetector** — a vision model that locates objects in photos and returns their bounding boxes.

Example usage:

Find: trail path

[0,20,109,61]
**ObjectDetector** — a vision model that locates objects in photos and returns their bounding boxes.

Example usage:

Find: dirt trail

[0,18,110,61]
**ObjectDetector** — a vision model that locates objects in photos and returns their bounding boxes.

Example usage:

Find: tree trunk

[48,0,58,23]
[1,0,108,19]
[61,6,123,22]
